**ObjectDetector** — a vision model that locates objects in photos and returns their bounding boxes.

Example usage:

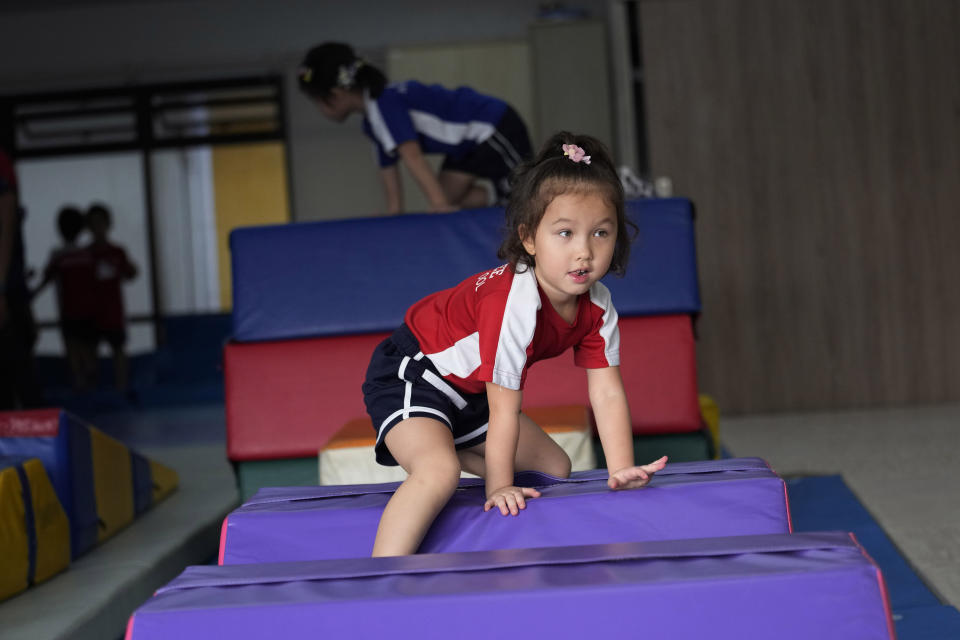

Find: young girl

[86,204,138,395]
[298,42,532,214]
[33,206,97,390]
[362,131,668,557]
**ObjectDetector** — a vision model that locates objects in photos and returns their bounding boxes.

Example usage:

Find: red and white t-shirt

[89,242,136,331]
[44,246,96,321]
[405,265,620,394]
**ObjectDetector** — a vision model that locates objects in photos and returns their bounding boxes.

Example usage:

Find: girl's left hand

[484,485,542,516]
[608,455,668,490]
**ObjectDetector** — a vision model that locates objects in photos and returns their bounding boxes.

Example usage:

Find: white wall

[0,1,613,222]
[18,153,156,355]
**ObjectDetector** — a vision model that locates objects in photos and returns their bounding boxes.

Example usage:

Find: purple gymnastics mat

[219,457,792,564]
[128,532,895,640]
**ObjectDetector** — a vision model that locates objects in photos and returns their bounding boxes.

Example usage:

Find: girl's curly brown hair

[498,131,635,276]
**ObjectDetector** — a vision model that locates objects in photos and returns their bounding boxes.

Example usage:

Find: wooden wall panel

[639,0,960,413]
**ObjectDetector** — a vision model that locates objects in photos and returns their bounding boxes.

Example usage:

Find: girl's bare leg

[460,412,572,480]
[372,417,462,557]
[514,412,571,478]
[439,170,491,209]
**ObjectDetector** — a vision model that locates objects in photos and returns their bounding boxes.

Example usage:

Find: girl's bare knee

[408,455,461,495]
[551,452,572,479]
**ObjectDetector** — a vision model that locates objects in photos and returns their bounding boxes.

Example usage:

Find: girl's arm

[588,366,667,489]
[120,250,138,280]
[30,255,56,300]
[379,165,403,214]
[395,141,455,213]
[483,381,541,515]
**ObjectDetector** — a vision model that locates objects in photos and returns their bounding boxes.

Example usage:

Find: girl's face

[314,88,352,123]
[88,214,109,239]
[521,191,617,318]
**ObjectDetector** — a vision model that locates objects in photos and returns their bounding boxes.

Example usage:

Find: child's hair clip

[297,66,313,84]
[337,59,365,88]
[562,143,591,165]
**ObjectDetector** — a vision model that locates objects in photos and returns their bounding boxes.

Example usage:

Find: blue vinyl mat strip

[785,475,960,638]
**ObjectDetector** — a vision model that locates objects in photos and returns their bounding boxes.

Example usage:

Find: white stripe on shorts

[494,130,522,166]
[384,349,467,444]
[402,381,412,420]
[421,370,467,410]
[377,406,452,443]
[453,422,489,445]
[486,133,519,171]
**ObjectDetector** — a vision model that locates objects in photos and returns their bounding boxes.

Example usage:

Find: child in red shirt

[33,206,97,389]
[362,132,667,556]
[86,203,137,393]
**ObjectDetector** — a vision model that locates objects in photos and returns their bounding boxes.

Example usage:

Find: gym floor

[722,402,960,608]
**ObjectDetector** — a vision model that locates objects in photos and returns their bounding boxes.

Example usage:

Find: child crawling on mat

[361,131,668,556]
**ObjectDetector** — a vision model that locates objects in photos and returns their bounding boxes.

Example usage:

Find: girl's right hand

[484,485,542,516]
[608,455,668,490]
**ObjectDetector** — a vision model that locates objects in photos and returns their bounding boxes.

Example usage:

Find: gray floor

[721,402,960,608]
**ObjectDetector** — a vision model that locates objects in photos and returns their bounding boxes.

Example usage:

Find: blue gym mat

[786,476,960,639]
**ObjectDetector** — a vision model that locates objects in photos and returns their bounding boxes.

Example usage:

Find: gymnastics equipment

[218,457,790,565]
[231,200,700,342]
[225,199,704,498]
[0,456,71,601]
[318,405,596,485]
[126,532,894,640]
[0,409,179,559]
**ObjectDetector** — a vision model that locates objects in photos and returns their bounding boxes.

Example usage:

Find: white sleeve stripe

[590,282,620,366]
[492,268,540,390]
[365,94,397,153]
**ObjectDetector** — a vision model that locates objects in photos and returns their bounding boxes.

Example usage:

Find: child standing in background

[298,42,533,214]
[33,206,97,390]
[86,203,137,395]
[362,131,667,557]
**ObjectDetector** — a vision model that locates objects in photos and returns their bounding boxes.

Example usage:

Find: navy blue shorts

[440,106,532,205]
[362,324,490,466]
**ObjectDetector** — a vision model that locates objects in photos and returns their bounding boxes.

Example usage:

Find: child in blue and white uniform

[361,131,668,556]
[298,42,532,214]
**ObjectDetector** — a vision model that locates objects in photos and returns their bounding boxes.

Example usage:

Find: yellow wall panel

[212,143,291,310]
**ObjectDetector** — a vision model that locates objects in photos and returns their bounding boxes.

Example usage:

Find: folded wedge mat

[219,457,791,564]
[0,457,70,601]
[129,532,893,640]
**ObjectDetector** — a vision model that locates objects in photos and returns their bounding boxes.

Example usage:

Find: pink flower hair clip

[562,143,591,165]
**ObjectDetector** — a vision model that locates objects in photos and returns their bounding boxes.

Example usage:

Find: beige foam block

[318,405,597,485]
